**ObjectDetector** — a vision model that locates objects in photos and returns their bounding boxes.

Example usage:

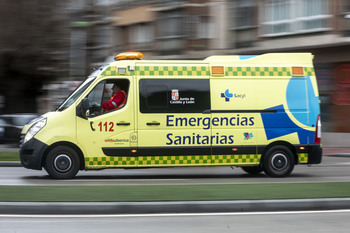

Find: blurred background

[0,0,350,143]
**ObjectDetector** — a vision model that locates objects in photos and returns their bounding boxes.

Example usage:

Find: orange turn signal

[292,67,304,76]
[211,66,225,75]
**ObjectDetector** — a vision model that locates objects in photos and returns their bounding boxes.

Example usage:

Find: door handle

[147,122,160,126]
[117,122,130,126]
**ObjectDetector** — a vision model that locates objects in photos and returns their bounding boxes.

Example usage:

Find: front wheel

[263,145,295,178]
[45,146,80,179]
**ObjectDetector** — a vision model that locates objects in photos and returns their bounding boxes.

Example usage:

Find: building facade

[66,0,350,132]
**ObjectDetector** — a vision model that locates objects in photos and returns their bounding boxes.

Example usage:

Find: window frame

[261,0,332,37]
[84,78,130,118]
[139,78,211,114]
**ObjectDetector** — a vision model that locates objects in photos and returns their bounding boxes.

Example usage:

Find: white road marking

[2,209,350,218]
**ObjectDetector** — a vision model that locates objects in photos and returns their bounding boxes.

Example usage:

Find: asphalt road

[2,210,350,233]
[1,155,350,185]
[1,155,350,232]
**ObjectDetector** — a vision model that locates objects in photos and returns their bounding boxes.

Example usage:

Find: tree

[0,0,69,113]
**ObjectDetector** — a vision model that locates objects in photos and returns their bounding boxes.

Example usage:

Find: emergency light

[115,52,143,61]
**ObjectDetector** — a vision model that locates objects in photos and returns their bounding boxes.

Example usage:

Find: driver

[102,83,127,112]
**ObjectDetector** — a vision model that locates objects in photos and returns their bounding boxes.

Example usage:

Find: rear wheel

[263,145,295,177]
[45,146,80,179]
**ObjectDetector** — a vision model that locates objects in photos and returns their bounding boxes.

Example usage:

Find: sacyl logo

[221,89,246,102]
[221,89,233,102]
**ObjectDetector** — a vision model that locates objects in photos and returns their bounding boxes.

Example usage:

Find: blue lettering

[220,135,227,144]
[167,115,174,127]
[203,117,210,130]
[175,117,188,127]
[189,117,196,126]
[196,134,202,144]
[241,117,248,126]
[166,133,173,145]
[228,135,234,144]
[197,117,202,126]
[211,135,216,144]
[249,117,255,126]
[183,135,191,144]
[166,133,235,145]
[221,117,228,126]
[212,117,219,126]
[229,117,236,126]
[166,115,255,129]
[202,135,209,144]
[174,136,181,145]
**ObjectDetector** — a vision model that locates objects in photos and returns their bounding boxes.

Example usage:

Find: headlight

[23,118,47,144]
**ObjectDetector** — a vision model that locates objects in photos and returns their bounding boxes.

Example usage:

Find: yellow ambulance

[20,52,322,179]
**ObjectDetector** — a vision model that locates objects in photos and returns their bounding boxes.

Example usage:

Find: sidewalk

[1,198,350,214]
[322,132,350,149]
[323,148,350,155]
[320,132,350,155]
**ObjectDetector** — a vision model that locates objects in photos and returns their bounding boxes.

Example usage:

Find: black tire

[45,146,80,179]
[263,145,295,178]
[241,166,263,175]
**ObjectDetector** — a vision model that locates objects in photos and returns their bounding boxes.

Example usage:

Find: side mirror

[80,98,90,119]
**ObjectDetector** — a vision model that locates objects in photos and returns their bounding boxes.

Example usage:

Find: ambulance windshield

[56,77,95,111]
[89,64,108,77]
[56,65,109,111]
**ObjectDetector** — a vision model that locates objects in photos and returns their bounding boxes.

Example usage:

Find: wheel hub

[54,154,72,172]
[271,153,288,171]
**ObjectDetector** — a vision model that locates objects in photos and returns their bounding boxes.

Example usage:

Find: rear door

[210,75,259,165]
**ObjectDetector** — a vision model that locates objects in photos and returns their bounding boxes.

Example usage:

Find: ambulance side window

[139,79,210,113]
[84,80,106,117]
[84,79,129,117]
[146,85,168,108]
[88,81,106,105]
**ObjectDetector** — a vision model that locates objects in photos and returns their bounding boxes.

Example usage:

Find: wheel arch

[41,141,85,170]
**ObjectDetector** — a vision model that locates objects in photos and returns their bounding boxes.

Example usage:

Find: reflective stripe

[103,90,127,112]
[85,154,261,167]
[116,90,127,109]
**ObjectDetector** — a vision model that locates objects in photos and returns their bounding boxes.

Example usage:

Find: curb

[325,154,350,158]
[0,161,21,167]
[1,198,350,214]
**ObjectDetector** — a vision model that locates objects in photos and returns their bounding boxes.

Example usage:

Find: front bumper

[20,138,48,170]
